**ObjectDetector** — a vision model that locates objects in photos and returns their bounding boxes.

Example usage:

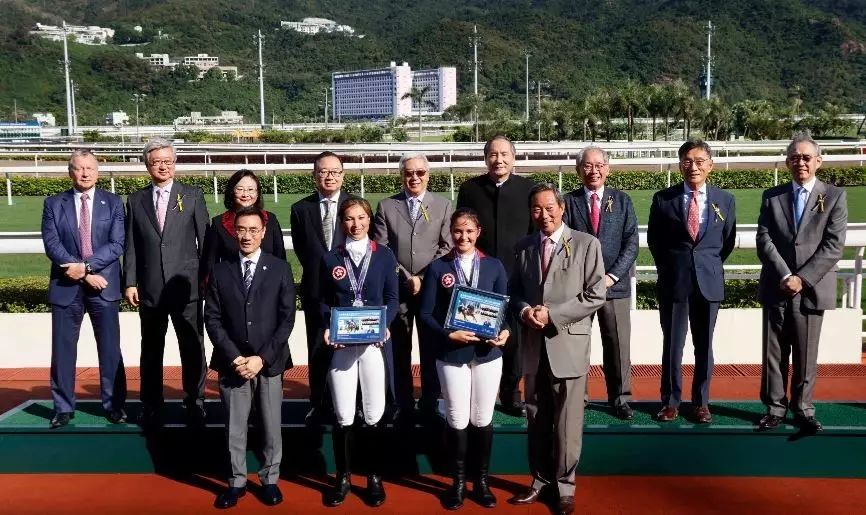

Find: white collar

[74,187,96,200]
[457,250,476,262]
[683,182,707,196]
[792,177,817,193]
[153,180,174,193]
[405,190,426,202]
[539,223,566,245]
[345,235,369,264]
[318,190,341,203]
[584,185,605,200]
[239,248,262,265]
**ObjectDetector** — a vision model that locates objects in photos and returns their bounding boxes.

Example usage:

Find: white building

[332,62,457,120]
[134,52,238,80]
[30,23,115,45]
[174,111,244,126]
[32,113,56,127]
[105,111,130,126]
[281,18,356,36]
[135,53,175,68]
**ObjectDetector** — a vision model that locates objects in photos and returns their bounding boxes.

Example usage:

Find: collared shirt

[457,250,476,281]
[489,173,510,188]
[405,189,426,214]
[682,183,708,237]
[584,185,606,212]
[538,223,567,251]
[239,248,262,280]
[791,177,817,198]
[318,190,341,246]
[345,235,369,266]
[73,187,96,229]
[152,180,174,209]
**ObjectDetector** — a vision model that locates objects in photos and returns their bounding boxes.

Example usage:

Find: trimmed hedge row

[6,167,866,197]
[0,277,761,313]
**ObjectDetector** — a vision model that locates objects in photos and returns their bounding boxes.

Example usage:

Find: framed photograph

[330,306,388,345]
[444,285,510,340]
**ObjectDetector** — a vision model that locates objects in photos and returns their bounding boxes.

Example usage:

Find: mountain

[2,0,866,125]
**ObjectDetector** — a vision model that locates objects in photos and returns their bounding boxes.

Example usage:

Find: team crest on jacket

[441,273,455,288]
[332,266,347,280]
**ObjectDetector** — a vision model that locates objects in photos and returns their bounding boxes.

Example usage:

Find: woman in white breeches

[436,356,502,430]
[329,343,386,426]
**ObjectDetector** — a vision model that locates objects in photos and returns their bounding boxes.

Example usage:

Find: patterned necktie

[79,192,92,260]
[409,197,420,222]
[156,188,168,233]
[541,237,555,280]
[590,192,600,235]
[243,260,253,292]
[322,199,333,250]
[794,187,807,229]
[687,190,700,242]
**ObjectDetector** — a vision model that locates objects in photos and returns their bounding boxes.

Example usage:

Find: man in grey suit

[124,138,210,427]
[373,152,453,421]
[508,184,606,515]
[565,145,639,420]
[756,133,847,433]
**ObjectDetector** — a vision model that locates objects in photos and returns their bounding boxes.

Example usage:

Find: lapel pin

[605,196,613,213]
[100,200,106,205]
[262,266,267,271]
[711,203,725,222]
[813,193,826,213]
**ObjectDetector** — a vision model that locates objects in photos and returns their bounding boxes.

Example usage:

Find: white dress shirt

[73,187,96,229]
[318,190,341,247]
[583,185,605,211]
[152,180,174,208]
[457,250,476,281]
[682,183,709,237]
[239,248,262,280]
[345,235,369,266]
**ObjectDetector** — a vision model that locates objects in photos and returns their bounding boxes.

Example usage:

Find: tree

[585,89,615,142]
[698,96,731,140]
[401,86,434,142]
[614,80,645,141]
[672,80,697,139]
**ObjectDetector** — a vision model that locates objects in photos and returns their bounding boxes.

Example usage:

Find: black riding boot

[363,423,386,507]
[471,424,497,507]
[442,425,468,510]
[324,424,353,507]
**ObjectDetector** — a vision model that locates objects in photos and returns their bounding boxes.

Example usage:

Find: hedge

[0,276,761,313]
[7,167,866,197]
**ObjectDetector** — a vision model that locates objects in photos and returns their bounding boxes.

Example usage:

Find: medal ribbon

[344,241,372,305]
[452,250,480,288]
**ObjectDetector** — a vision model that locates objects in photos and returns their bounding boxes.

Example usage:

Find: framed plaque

[330,306,388,345]
[444,285,510,340]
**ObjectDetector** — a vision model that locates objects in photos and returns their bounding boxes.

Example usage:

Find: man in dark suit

[373,152,453,421]
[756,134,847,433]
[123,138,210,427]
[647,139,736,424]
[565,146,639,420]
[290,151,358,425]
[456,135,535,416]
[42,149,127,428]
[205,206,296,509]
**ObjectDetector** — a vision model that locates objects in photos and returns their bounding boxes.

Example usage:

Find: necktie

[79,192,92,260]
[409,197,420,222]
[794,187,807,229]
[687,190,700,242]
[156,188,168,232]
[541,237,555,280]
[243,260,253,292]
[322,199,333,250]
[590,192,600,235]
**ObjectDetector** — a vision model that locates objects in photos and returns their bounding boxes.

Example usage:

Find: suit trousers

[219,372,283,488]
[594,297,632,406]
[50,291,126,414]
[761,296,824,418]
[524,349,586,497]
[436,355,502,430]
[329,344,386,426]
[498,312,523,405]
[302,298,330,410]
[390,292,439,409]
[658,290,719,408]
[139,301,205,410]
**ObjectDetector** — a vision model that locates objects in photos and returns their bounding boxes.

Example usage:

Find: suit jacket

[647,183,736,303]
[372,190,453,283]
[510,226,607,379]
[123,182,209,308]
[756,180,847,310]
[565,187,639,299]
[418,252,510,364]
[42,188,125,306]
[200,210,287,284]
[456,173,535,275]
[290,191,358,302]
[205,252,296,377]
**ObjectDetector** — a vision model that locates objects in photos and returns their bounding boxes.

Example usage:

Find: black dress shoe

[260,484,283,506]
[186,404,207,427]
[757,414,783,431]
[106,409,127,424]
[305,406,322,427]
[498,401,527,418]
[49,412,74,429]
[615,403,635,421]
[137,408,162,429]
[365,474,386,507]
[508,487,542,505]
[794,415,823,433]
[214,486,246,509]
[324,473,352,507]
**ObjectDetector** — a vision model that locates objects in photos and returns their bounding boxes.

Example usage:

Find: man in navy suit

[41,149,127,428]
[647,140,736,424]
[565,146,639,420]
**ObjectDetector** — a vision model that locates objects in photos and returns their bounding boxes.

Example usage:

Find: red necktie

[80,192,92,260]
[590,192,600,235]
[687,190,700,242]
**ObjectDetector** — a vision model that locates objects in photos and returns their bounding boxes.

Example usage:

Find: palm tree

[585,89,615,141]
[646,83,665,141]
[614,80,646,142]
[698,96,731,140]
[401,86,434,142]
[671,80,697,139]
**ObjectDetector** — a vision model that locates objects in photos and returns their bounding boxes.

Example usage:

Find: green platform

[1,400,865,477]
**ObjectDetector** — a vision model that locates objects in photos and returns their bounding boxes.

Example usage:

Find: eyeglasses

[789,154,815,163]
[403,169,428,178]
[148,159,174,167]
[580,163,607,172]
[316,169,344,178]
[234,187,258,195]
[680,158,711,168]
[236,228,262,236]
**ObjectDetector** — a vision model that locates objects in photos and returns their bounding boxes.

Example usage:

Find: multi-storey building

[174,111,244,126]
[134,53,238,80]
[135,53,174,68]
[280,18,356,36]
[30,23,115,45]
[411,67,457,114]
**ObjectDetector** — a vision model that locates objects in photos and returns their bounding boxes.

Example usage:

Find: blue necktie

[243,260,253,291]
[794,187,807,229]
[409,198,420,221]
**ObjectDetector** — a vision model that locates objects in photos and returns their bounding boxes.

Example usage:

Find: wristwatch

[84,262,93,275]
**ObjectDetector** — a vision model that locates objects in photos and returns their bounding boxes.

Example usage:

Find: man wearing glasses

[564,146,639,420]
[124,137,210,428]
[647,139,736,424]
[373,152,453,423]
[756,133,847,433]
[290,151,358,425]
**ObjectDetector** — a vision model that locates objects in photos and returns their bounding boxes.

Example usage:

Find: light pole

[524,50,530,122]
[132,93,146,140]
[323,87,330,128]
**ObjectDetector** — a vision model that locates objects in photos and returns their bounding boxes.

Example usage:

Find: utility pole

[472,25,480,142]
[323,87,329,128]
[62,21,73,136]
[70,80,78,132]
[524,50,530,122]
[13,99,17,123]
[257,30,266,129]
[132,93,146,140]
[705,20,713,100]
